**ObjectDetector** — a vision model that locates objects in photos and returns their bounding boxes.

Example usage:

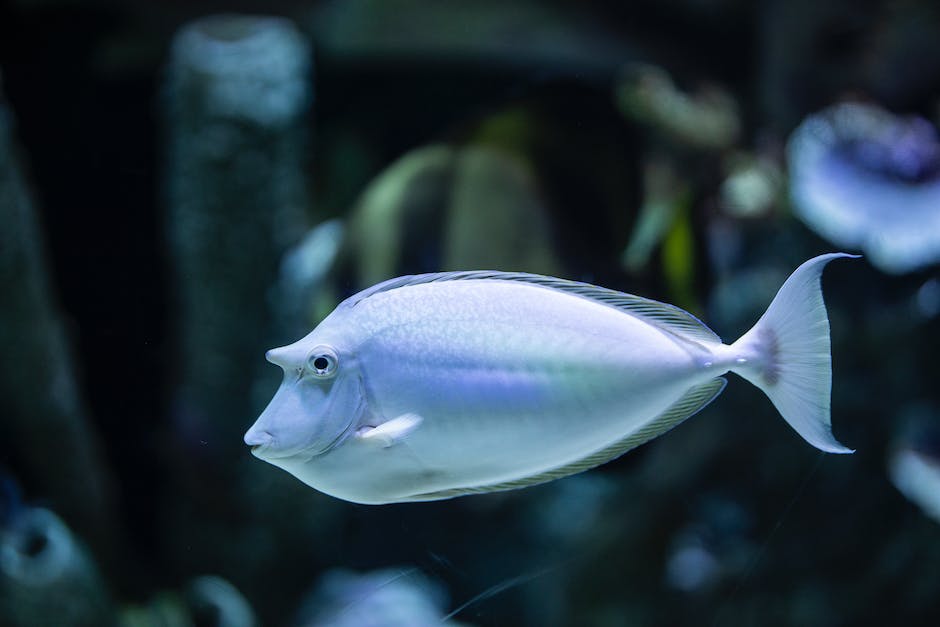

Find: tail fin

[730,253,858,453]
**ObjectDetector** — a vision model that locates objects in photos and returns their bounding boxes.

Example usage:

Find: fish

[787,102,940,274]
[888,419,940,525]
[889,445,940,525]
[245,253,856,504]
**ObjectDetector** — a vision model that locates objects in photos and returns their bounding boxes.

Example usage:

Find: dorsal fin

[404,377,728,501]
[346,270,721,344]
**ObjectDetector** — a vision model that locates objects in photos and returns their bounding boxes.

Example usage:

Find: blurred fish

[119,575,257,627]
[273,219,346,333]
[615,63,741,150]
[0,505,114,626]
[890,446,940,524]
[787,102,940,274]
[186,576,257,627]
[245,254,856,504]
[664,495,754,593]
[888,421,940,524]
[294,568,456,627]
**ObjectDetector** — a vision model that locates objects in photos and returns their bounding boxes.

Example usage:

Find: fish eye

[306,346,338,378]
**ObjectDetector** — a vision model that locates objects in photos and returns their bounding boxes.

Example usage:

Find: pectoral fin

[356,413,423,448]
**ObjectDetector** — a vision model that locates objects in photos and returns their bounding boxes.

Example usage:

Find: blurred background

[1,0,939,625]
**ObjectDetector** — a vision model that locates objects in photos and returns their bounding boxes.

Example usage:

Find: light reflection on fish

[245,254,856,504]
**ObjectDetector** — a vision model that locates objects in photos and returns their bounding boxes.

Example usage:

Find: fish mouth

[245,429,276,458]
[249,439,317,461]
[250,444,295,460]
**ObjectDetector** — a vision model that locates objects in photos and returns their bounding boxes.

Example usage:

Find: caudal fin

[730,253,858,453]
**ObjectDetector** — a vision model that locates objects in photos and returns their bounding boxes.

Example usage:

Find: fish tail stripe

[730,253,859,454]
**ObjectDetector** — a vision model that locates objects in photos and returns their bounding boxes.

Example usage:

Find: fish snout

[244,427,274,456]
[264,346,293,369]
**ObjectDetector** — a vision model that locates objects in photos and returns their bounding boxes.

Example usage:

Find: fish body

[246,255,855,504]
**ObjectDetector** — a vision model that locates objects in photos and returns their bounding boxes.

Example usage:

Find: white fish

[787,102,940,274]
[245,254,856,504]
[889,446,940,524]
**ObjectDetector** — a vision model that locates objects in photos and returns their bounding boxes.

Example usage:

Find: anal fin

[599,377,727,460]
[405,377,727,501]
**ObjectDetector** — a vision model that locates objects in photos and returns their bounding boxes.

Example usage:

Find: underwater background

[2,0,940,625]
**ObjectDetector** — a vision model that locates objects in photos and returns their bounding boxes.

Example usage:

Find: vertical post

[162,17,320,602]
[0,70,118,567]
[164,14,311,459]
